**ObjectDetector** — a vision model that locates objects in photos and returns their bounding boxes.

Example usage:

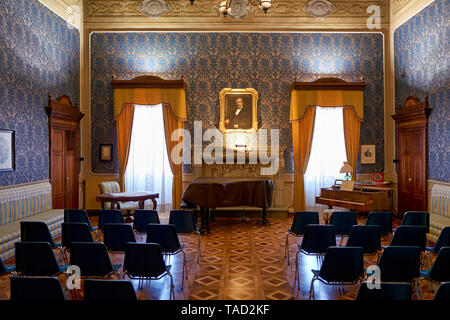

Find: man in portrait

[224,96,252,130]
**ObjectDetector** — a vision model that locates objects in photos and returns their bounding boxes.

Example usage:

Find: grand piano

[182,177,274,234]
[315,181,393,213]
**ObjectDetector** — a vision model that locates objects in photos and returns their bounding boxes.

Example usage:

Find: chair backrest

[428,247,450,283]
[432,227,450,253]
[319,246,364,283]
[377,246,421,282]
[98,209,124,230]
[146,224,181,254]
[15,242,62,276]
[401,211,430,233]
[99,181,121,194]
[434,282,450,301]
[69,242,114,277]
[104,223,136,252]
[20,221,57,247]
[366,211,392,235]
[84,279,137,301]
[346,225,381,254]
[133,209,160,233]
[124,243,167,278]
[169,210,197,234]
[390,225,427,251]
[300,224,336,254]
[290,211,319,235]
[10,277,66,301]
[62,223,94,247]
[356,282,411,300]
[329,211,357,235]
[64,209,94,230]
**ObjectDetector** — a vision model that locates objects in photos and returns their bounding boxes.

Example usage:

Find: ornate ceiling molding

[392,0,412,15]
[39,0,82,29]
[391,0,434,29]
[83,0,387,30]
[304,0,337,20]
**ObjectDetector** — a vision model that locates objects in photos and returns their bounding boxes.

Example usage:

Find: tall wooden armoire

[392,96,432,216]
[46,95,84,209]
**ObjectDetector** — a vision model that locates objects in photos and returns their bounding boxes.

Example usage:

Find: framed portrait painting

[361,144,376,164]
[219,88,258,134]
[0,129,15,172]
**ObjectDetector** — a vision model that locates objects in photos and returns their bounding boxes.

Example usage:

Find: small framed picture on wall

[0,129,15,172]
[361,144,376,164]
[99,144,113,162]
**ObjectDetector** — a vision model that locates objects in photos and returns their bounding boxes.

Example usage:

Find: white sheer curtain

[125,104,173,210]
[304,107,347,211]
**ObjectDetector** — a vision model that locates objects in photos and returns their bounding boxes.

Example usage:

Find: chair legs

[284,232,290,265]
[309,276,317,300]
[168,272,175,300]
[181,250,188,291]
[197,233,201,264]
[294,250,299,290]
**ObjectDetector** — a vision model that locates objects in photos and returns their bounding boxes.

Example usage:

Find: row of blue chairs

[10,277,137,301]
[288,211,449,299]
[356,281,450,300]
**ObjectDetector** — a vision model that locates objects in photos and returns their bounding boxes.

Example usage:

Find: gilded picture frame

[219,88,258,134]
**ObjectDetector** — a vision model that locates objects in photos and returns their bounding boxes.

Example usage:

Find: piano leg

[256,208,271,226]
[200,207,211,234]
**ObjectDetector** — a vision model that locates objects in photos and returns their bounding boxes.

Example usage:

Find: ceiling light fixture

[218,0,272,18]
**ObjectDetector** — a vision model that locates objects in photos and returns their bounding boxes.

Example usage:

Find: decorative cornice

[39,0,82,29]
[391,0,434,29]
[83,0,387,30]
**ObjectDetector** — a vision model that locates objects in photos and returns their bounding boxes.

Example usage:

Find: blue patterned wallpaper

[0,0,80,186]
[90,32,384,174]
[395,0,449,182]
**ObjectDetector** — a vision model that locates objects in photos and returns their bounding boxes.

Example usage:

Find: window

[304,107,347,211]
[125,105,173,210]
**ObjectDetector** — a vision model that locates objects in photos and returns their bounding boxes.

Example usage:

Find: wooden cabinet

[392,96,431,216]
[46,95,84,209]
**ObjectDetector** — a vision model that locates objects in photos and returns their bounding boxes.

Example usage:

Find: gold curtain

[292,107,316,211]
[113,87,187,208]
[290,89,364,121]
[162,103,184,209]
[115,103,135,191]
[114,88,186,121]
[343,107,362,180]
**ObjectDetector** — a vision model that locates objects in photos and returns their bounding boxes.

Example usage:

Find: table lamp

[339,161,353,180]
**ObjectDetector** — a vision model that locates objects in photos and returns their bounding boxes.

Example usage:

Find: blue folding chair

[123,242,175,299]
[10,277,66,301]
[84,279,137,301]
[169,210,201,264]
[375,246,422,299]
[64,209,99,239]
[284,211,319,265]
[434,282,450,300]
[147,224,188,291]
[20,221,65,263]
[356,282,411,300]
[133,209,160,234]
[365,211,392,236]
[329,211,357,244]
[309,246,364,299]
[295,224,336,290]
[420,246,450,292]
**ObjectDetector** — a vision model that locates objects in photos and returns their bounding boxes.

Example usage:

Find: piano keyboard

[318,197,365,206]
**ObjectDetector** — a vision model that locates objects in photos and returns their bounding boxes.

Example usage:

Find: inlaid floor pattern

[0,213,437,300]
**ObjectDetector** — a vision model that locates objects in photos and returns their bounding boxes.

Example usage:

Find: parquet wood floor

[0,212,438,300]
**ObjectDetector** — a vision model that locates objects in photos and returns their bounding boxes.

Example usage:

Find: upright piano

[315,182,393,212]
